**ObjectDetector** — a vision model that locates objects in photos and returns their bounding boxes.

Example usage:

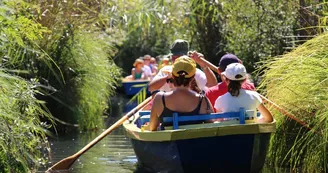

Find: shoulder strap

[198,93,212,114]
[162,95,166,107]
[196,95,204,112]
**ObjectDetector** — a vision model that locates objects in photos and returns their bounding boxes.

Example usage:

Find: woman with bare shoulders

[149,56,214,131]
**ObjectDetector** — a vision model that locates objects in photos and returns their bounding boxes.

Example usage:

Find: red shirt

[206,81,255,108]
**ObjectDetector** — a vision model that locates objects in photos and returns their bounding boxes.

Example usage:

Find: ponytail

[227,74,245,97]
[173,71,194,87]
[177,72,186,85]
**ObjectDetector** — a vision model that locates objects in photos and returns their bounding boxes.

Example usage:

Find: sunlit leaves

[0,70,52,173]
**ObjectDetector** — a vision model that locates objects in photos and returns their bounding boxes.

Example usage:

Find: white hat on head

[222,63,247,80]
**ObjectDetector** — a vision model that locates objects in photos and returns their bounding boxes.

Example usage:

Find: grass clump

[258,32,328,171]
[45,28,121,130]
[0,71,52,173]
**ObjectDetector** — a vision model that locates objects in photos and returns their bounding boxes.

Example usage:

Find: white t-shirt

[152,65,207,92]
[142,65,152,78]
[214,89,262,113]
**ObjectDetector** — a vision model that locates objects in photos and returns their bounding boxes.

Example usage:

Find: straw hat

[133,58,144,67]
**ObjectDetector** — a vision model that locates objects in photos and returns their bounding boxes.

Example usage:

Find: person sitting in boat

[148,39,217,94]
[149,56,214,131]
[214,63,273,123]
[150,57,158,76]
[142,55,153,79]
[131,58,146,80]
[203,54,255,108]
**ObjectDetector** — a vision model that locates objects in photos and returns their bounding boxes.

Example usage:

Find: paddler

[148,39,217,94]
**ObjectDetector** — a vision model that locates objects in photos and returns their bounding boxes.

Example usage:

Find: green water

[43,126,137,173]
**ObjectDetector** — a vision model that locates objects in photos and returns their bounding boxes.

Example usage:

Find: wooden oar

[46,97,152,172]
[259,94,311,130]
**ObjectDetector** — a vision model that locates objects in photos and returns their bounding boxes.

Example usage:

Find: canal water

[40,94,284,173]
[39,94,145,173]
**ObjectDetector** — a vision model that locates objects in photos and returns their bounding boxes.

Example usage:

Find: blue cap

[219,54,241,71]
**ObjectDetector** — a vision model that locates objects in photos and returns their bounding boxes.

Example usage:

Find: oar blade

[46,155,77,172]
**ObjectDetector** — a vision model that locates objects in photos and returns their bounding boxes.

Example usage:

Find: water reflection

[40,94,139,173]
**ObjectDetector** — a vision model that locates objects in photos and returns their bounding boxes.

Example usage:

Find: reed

[44,28,122,130]
[258,32,328,171]
[0,71,53,172]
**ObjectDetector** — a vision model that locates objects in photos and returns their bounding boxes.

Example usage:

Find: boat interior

[132,108,259,130]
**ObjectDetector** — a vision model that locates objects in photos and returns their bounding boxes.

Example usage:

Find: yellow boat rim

[123,120,276,142]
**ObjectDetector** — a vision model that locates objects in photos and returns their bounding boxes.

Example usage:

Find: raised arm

[148,75,168,92]
[190,52,217,87]
[202,66,217,88]
[148,67,171,92]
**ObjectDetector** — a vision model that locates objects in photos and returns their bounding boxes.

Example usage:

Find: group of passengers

[129,39,274,131]
[128,55,171,80]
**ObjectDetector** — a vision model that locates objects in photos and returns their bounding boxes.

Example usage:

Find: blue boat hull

[122,80,149,96]
[131,133,271,173]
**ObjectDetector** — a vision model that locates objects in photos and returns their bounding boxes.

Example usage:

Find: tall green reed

[258,32,328,171]
[45,27,121,130]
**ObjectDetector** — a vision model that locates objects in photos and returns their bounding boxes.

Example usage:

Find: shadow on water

[40,94,288,173]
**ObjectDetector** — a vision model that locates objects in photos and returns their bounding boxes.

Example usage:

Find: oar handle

[259,95,311,129]
[74,97,152,158]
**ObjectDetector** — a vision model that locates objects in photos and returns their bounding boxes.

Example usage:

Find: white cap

[222,63,247,80]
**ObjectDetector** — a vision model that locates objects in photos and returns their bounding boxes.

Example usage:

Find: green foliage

[0,71,52,173]
[44,28,121,130]
[0,0,50,68]
[0,1,53,172]
[189,0,225,66]
[259,32,328,171]
[221,0,297,71]
[19,0,124,130]
[187,0,298,72]
[111,0,191,74]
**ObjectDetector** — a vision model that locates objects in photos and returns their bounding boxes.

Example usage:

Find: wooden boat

[123,107,276,173]
[121,78,150,96]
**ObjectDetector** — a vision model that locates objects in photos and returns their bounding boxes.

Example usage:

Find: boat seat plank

[139,109,259,129]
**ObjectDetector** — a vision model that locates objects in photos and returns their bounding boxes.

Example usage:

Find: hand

[190,51,206,68]
[162,70,172,79]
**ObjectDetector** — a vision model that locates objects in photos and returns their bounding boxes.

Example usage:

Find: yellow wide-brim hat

[172,56,196,78]
[133,59,144,67]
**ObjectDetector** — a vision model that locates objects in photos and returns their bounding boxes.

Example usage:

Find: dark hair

[173,71,194,87]
[227,75,246,97]
[190,80,201,93]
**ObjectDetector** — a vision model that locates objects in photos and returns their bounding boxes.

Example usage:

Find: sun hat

[172,56,196,78]
[170,39,189,56]
[143,55,151,60]
[219,54,241,71]
[162,57,170,62]
[133,58,144,67]
[222,63,247,81]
